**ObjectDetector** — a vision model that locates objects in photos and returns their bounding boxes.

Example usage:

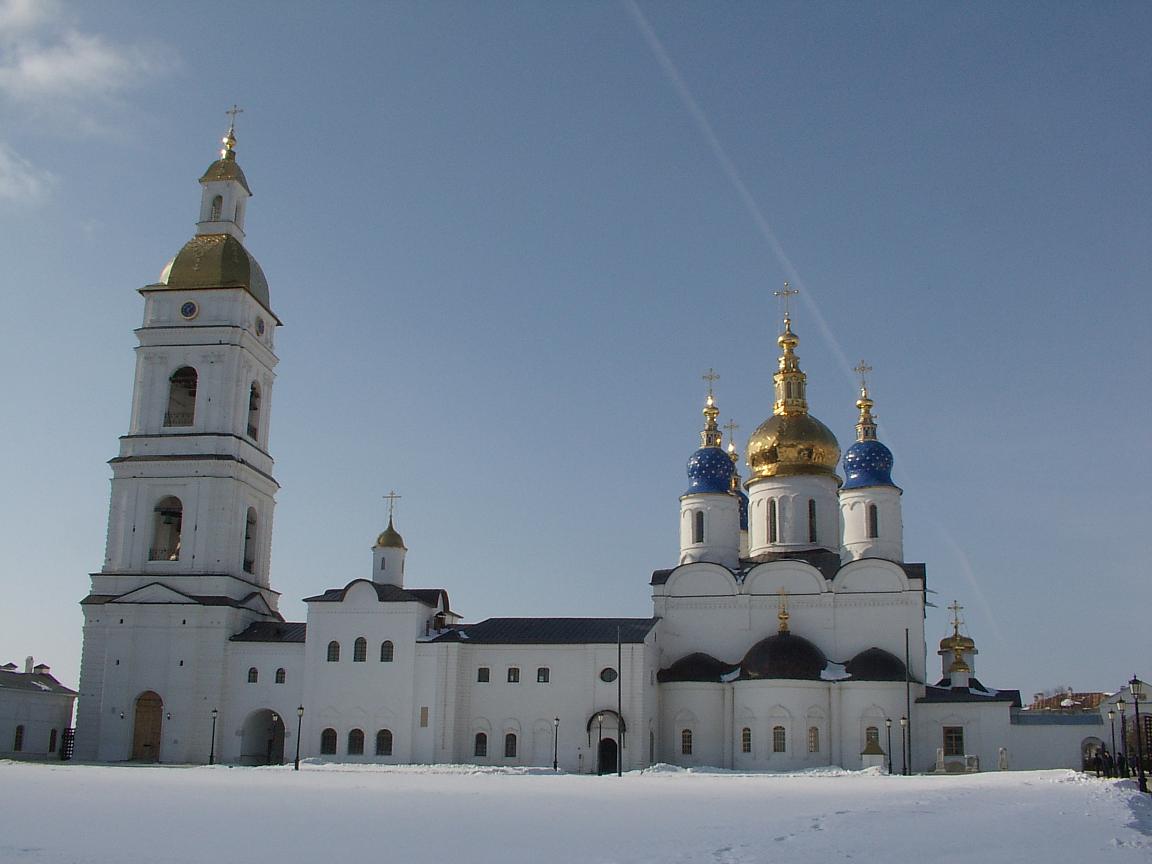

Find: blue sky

[0,0,1148,697]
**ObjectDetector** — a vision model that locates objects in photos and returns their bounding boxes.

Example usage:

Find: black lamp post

[1118,698,1128,776]
[1130,677,1147,793]
[900,716,908,775]
[1108,708,1117,769]
[597,712,604,776]
[885,718,893,775]
[294,705,304,771]
[553,717,560,772]
[209,708,218,765]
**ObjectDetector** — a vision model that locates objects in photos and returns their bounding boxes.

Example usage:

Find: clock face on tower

[180,301,199,320]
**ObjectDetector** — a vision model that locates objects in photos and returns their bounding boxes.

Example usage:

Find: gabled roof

[81,586,281,618]
[918,682,1022,706]
[0,668,77,697]
[431,617,658,645]
[303,580,449,611]
[230,621,307,643]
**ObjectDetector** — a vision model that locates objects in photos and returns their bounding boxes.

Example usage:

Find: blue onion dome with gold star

[685,391,735,495]
[746,315,841,481]
[842,376,898,489]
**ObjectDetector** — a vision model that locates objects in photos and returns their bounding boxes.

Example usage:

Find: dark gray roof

[432,617,658,645]
[303,580,449,611]
[918,682,1022,707]
[230,622,307,643]
[0,669,77,696]
[82,590,282,617]
[651,555,927,586]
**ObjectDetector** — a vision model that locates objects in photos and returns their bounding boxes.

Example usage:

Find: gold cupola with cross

[746,285,840,481]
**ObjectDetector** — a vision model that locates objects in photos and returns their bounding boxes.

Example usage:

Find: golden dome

[375,518,406,550]
[156,234,271,311]
[939,632,976,652]
[745,314,840,481]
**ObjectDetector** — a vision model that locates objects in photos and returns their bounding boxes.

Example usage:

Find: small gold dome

[747,412,841,480]
[939,632,975,652]
[156,233,271,310]
[375,518,406,550]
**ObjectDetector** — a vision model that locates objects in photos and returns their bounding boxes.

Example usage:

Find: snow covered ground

[1,762,1149,863]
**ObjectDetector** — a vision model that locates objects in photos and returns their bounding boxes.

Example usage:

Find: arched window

[808,726,820,753]
[13,724,24,752]
[741,727,752,753]
[247,666,258,683]
[209,195,223,221]
[865,726,880,747]
[353,637,367,662]
[376,729,393,756]
[681,729,693,755]
[474,732,488,757]
[326,641,340,662]
[243,507,257,574]
[693,510,704,544]
[867,504,879,539]
[247,382,261,439]
[768,499,778,544]
[380,640,394,662]
[808,498,817,543]
[348,728,365,755]
[164,367,197,427]
[504,733,517,758]
[150,496,183,561]
[275,668,285,684]
[234,202,243,223]
[773,726,786,753]
[320,728,337,754]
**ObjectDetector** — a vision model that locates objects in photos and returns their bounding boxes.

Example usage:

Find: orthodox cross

[853,360,872,391]
[773,282,798,319]
[702,367,720,398]
[383,490,401,520]
[225,104,244,131]
[723,419,739,447]
[947,600,964,632]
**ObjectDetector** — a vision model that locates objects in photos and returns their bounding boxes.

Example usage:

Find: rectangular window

[419,706,429,728]
[772,726,786,753]
[807,726,820,753]
[681,729,693,755]
[507,667,520,683]
[477,666,490,683]
[943,726,964,757]
[741,727,752,754]
[536,667,550,683]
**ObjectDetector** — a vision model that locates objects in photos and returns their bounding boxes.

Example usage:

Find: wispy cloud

[0,139,54,202]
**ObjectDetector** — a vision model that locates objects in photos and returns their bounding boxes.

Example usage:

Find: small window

[49,728,58,753]
[376,729,393,756]
[808,498,817,544]
[867,503,879,539]
[507,667,520,683]
[13,724,25,752]
[209,194,223,221]
[693,510,704,544]
[681,728,693,755]
[773,725,786,753]
[275,668,285,684]
[348,728,365,755]
[420,707,429,728]
[865,726,880,747]
[380,640,394,663]
[474,732,488,757]
[320,728,337,755]
[247,666,258,684]
[504,732,517,758]
[536,667,550,683]
[768,499,778,543]
[243,507,257,573]
[943,726,964,757]
[741,727,752,754]
[246,382,261,439]
[353,637,367,662]
[326,641,340,662]
[808,726,820,753]
[477,666,490,683]
[600,667,618,683]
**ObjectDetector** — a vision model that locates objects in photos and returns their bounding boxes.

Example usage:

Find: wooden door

[131,691,163,761]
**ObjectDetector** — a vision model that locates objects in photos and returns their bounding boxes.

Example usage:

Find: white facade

[0,659,76,759]
[76,129,1100,773]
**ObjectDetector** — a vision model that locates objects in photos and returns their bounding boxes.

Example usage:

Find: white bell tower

[76,117,284,764]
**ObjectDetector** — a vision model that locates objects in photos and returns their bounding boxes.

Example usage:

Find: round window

[599,667,618,683]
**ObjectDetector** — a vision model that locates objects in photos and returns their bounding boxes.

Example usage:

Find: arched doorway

[1081,736,1104,771]
[131,691,163,762]
[240,710,286,765]
[597,737,618,775]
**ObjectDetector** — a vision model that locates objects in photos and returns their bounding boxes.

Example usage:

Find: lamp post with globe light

[1130,677,1147,793]
[553,717,560,772]
[885,718,893,775]
[209,708,218,765]
[900,716,908,775]
[294,706,304,771]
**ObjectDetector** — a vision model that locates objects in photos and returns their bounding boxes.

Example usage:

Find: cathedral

[75,126,1100,773]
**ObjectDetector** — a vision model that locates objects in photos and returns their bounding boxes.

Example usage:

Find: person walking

[1103,748,1115,779]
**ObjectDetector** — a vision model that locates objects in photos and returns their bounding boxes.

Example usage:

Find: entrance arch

[597,736,619,775]
[240,709,286,765]
[131,691,163,762]
[1081,736,1104,771]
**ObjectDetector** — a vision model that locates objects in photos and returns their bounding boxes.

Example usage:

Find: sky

[0,0,1148,697]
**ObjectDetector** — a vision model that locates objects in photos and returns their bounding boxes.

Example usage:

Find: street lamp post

[1108,709,1117,770]
[885,718,893,776]
[553,717,560,772]
[209,708,218,765]
[597,712,604,776]
[900,716,908,776]
[294,705,304,771]
[1130,677,1148,794]
[1118,698,1128,777]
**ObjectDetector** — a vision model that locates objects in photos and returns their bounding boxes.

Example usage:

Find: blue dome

[842,439,896,489]
[685,447,734,495]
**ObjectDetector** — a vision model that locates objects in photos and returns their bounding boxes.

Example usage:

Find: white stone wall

[746,474,841,556]
[839,485,903,563]
[0,688,74,759]
[679,492,740,569]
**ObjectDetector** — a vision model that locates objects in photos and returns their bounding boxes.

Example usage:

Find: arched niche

[743,561,826,597]
[664,562,739,598]
[833,560,909,594]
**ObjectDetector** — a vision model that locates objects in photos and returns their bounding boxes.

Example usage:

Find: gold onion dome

[375,517,406,550]
[746,316,840,481]
[199,122,251,193]
[157,234,271,309]
[940,632,975,652]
